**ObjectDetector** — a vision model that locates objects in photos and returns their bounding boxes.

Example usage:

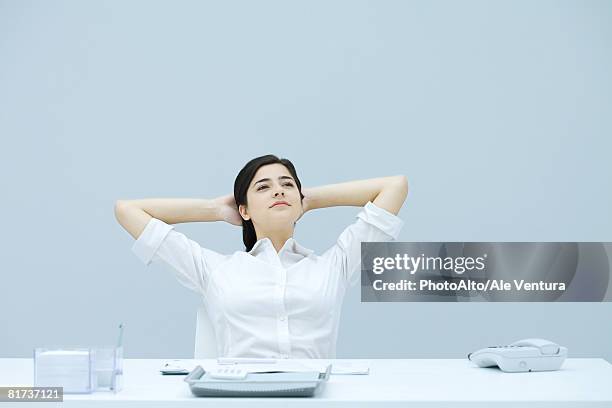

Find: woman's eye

[256,182,292,191]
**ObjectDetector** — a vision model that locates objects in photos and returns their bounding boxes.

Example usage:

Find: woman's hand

[295,189,312,223]
[301,190,312,213]
[215,194,243,226]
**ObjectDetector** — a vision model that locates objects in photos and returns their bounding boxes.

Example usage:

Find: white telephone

[468,338,568,373]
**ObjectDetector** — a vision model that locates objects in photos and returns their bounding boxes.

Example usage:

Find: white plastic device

[207,367,249,380]
[468,338,568,373]
[159,361,189,375]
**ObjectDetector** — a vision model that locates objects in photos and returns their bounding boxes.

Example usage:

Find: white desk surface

[1,358,611,407]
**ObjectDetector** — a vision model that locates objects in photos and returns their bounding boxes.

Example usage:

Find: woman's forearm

[302,175,408,216]
[118,198,223,225]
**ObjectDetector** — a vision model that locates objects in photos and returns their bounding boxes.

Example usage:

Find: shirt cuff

[131,218,175,265]
[357,201,404,240]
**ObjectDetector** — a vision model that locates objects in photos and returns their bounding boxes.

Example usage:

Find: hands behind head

[216,192,310,227]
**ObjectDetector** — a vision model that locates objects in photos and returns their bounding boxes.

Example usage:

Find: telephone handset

[468,338,568,372]
[508,338,561,355]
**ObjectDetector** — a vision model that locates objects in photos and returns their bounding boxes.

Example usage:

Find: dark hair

[234,155,305,252]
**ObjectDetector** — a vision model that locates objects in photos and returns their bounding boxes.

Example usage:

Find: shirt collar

[248,236,314,258]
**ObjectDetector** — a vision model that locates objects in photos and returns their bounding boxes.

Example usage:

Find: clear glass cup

[92,346,123,393]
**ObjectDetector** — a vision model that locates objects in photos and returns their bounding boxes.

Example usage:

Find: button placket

[275,265,291,357]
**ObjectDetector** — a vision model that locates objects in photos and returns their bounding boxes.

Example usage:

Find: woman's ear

[239,204,250,221]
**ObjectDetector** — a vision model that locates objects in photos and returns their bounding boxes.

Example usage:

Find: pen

[116,323,124,349]
[217,357,277,365]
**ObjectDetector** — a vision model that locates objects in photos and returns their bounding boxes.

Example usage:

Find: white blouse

[131,201,404,359]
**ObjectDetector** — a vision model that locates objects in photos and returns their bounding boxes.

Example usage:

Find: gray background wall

[1,0,610,361]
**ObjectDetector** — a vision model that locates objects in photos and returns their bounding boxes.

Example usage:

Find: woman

[115,154,408,358]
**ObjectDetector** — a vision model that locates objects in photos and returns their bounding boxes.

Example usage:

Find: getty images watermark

[360,242,612,302]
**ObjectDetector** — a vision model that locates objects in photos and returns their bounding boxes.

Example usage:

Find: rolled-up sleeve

[131,218,228,296]
[325,201,404,287]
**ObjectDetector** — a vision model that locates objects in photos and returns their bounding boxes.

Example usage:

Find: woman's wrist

[208,197,225,222]
[301,188,314,213]
[301,187,328,212]
[300,184,363,210]
[300,177,404,211]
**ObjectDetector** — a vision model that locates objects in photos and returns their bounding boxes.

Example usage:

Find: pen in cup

[117,323,124,348]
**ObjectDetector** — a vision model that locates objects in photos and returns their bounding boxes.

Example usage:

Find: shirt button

[279,316,286,322]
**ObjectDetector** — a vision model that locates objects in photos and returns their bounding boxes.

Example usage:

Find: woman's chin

[265,215,298,226]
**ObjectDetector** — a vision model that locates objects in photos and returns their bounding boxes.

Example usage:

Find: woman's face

[239,163,304,231]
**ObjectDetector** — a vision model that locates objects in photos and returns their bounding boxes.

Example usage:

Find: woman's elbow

[390,175,409,195]
[390,175,409,206]
[114,200,132,222]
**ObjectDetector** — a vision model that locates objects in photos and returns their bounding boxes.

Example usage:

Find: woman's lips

[270,202,290,207]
